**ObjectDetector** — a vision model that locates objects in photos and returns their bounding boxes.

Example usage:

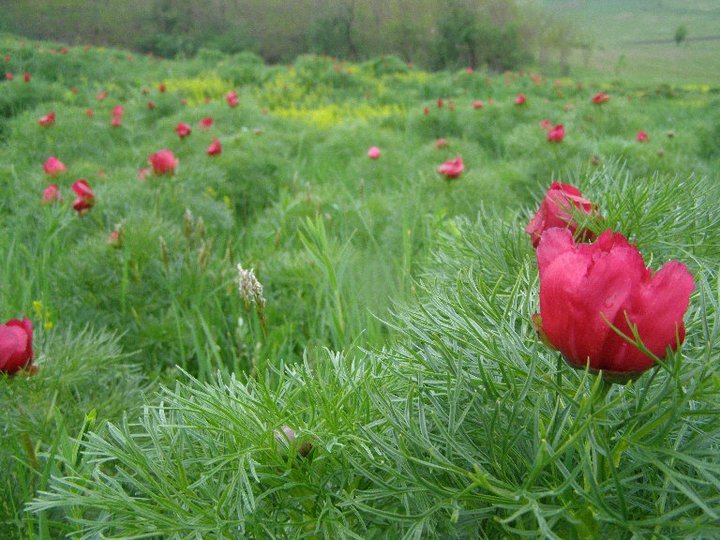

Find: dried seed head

[237,263,266,310]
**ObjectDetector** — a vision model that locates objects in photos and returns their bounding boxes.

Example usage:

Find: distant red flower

[199,117,213,129]
[148,149,178,175]
[23,73,30,82]
[435,138,449,149]
[97,91,108,101]
[147,101,155,110]
[107,227,124,248]
[0,318,34,375]
[60,47,69,54]
[636,130,649,142]
[539,119,553,130]
[472,100,484,109]
[592,92,610,104]
[85,108,94,118]
[367,146,380,159]
[43,156,66,176]
[158,82,166,93]
[175,122,191,138]
[112,105,124,117]
[111,115,122,127]
[39,111,56,127]
[71,179,95,214]
[226,91,239,107]
[207,137,222,156]
[525,182,598,248]
[437,157,464,179]
[42,183,61,204]
[547,124,565,143]
[514,93,527,105]
[466,66,474,73]
[5,72,13,81]
[437,98,444,108]
[423,106,430,115]
[71,87,78,94]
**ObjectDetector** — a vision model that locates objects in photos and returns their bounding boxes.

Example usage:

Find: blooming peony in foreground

[535,228,694,379]
[0,318,34,375]
[71,179,95,214]
[437,157,464,179]
[43,156,66,176]
[525,182,597,248]
[148,149,178,175]
[367,146,380,159]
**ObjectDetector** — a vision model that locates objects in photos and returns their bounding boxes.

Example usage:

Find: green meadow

[1,32,720,537]
[545,0,720,83]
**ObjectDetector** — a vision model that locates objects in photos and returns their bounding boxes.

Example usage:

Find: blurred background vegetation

[0,0,577,71]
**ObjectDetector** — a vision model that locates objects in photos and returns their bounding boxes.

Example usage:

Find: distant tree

[674,24,688,46]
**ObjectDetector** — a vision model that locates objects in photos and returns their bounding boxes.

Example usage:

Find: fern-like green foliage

[31,165,720,537]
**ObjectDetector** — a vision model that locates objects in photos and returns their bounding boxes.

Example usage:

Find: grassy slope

[544,0,720,83]
[0,32,718,537]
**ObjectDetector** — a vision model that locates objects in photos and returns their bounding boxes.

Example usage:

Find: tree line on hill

[0,0,588,71]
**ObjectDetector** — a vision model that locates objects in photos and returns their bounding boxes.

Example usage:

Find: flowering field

[1,35,720,537]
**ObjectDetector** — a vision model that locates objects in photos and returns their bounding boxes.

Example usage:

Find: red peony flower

[71,87,78,94]
[367,146,380,159]
[466,66,474,73]
[437,157,464,179]
[97,91,108,101]
[147,101,155,110]
[71,179,95,214]
[525,182,598,248]
[535,228,694,380]
[437,98,444,108]
[636,130,649,142]
[85,108,94,118]
[226,91,239,108]
[0,318,34,375]
[539,119,553,130]
[43,156,66,176]
[148,149,178,175]
[158,82,166,93]
[423,106,430,115]
[42,183,61,204]
[547,124,565,143]
[592,92,610,105]
[175,122,191,138]
[23,73,30,82]
[199,117,213,129]
[5,72,13,81]
[514,93,527,105]
[472,100,484,109]
[39,111,56,127]
[112,105,124,117]
[207,137,222,156]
